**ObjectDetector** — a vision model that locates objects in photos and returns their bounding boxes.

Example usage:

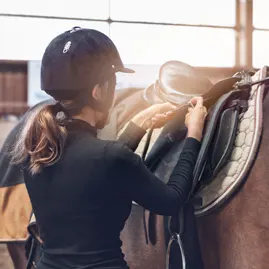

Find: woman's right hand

[185,97,207,142]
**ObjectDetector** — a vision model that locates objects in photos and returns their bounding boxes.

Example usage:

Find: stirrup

[166,233,186,269]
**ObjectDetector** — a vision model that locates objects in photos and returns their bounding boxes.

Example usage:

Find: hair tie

[54,102,64,113]
[53,102,70,126]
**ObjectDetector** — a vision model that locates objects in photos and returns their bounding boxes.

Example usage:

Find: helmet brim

[117,66,135,74]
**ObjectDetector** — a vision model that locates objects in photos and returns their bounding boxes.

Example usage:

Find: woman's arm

[117,121,146,152]
[117,102,176,152]
[107,137,200,216]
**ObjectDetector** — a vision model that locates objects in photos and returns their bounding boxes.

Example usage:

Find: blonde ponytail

[12,103,67,175]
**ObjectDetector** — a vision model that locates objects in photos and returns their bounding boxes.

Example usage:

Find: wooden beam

[0,60,27,73]
[236,0,253,68]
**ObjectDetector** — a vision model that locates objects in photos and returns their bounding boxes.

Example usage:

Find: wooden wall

[0,61,28,116]
[0,61,246,116]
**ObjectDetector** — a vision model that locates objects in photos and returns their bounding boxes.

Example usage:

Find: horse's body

[119,87,269,269]
[120,87,269,269]
[121,126,269,269]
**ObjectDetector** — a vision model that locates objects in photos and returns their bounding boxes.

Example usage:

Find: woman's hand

[185,97,207,142]
[131,102,177,131]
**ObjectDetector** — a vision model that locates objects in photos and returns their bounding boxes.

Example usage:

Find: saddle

[144,66,241,170]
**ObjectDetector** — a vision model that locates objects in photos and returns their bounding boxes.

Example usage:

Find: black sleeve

[117,121,146,152]
[107,138,200,216]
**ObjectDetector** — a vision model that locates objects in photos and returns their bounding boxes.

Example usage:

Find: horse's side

[120,81,269,269]
[196,89,269,269]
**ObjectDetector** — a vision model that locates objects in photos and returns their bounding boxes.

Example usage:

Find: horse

[1,61,269,269]
[119,65,269,269]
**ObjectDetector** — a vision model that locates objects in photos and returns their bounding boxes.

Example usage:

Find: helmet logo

[70,26,81,33]
[63,41,71,53]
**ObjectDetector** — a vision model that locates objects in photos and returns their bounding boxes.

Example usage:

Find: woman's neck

[72,107,97,127]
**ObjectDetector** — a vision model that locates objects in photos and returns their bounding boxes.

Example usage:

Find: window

[253,0,269,29]
[252,30,269,68]
[0,17,109,60]
[0,0,237,66]
[110,0,235,26]
[115,65,159,89]
[253,0,269,68]
[1,0,109,19]
[111,23,235,66]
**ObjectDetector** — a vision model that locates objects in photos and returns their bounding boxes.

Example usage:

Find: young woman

[12,27,207,269]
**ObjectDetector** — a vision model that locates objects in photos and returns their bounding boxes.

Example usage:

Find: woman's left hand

[131,102,177,130]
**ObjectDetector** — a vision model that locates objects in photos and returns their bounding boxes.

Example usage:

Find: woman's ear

[92,82,109,101]
[92,84,102,101]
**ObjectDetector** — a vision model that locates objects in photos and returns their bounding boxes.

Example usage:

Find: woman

[12,27,207,269]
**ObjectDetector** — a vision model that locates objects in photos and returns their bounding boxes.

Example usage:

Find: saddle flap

[198,107,240,186]
[193,92,233,186]
[192,90,247,191]
[210,107,240,176]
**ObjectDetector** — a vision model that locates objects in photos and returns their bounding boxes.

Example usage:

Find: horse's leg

[6,243,27,269]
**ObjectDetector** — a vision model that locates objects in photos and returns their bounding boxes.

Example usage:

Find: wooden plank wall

[0,61,28,116]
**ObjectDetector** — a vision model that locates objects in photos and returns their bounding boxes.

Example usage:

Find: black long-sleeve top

[23,119,200,269]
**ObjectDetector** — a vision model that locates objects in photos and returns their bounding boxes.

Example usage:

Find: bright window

[111,23,235,67]
[110,0,235,26]
[0,17,109,60]
[0,0,236,65]
[1,0,109,19]
[253,0,269,29]
[253,30,269,68]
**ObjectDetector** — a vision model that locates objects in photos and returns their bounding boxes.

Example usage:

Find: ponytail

[12,103,67,175]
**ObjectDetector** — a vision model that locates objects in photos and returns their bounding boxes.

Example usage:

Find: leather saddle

[145,70,255,207]
[144,62,242,171]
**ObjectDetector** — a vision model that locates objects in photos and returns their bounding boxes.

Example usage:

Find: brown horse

[119,67,269,269]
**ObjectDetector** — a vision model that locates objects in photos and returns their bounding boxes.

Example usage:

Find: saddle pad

[193,67,266,217]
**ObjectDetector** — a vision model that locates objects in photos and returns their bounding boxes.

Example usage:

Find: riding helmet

[41,26,134,111]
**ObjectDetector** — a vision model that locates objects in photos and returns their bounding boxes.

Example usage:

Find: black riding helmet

[41,26,134,112]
